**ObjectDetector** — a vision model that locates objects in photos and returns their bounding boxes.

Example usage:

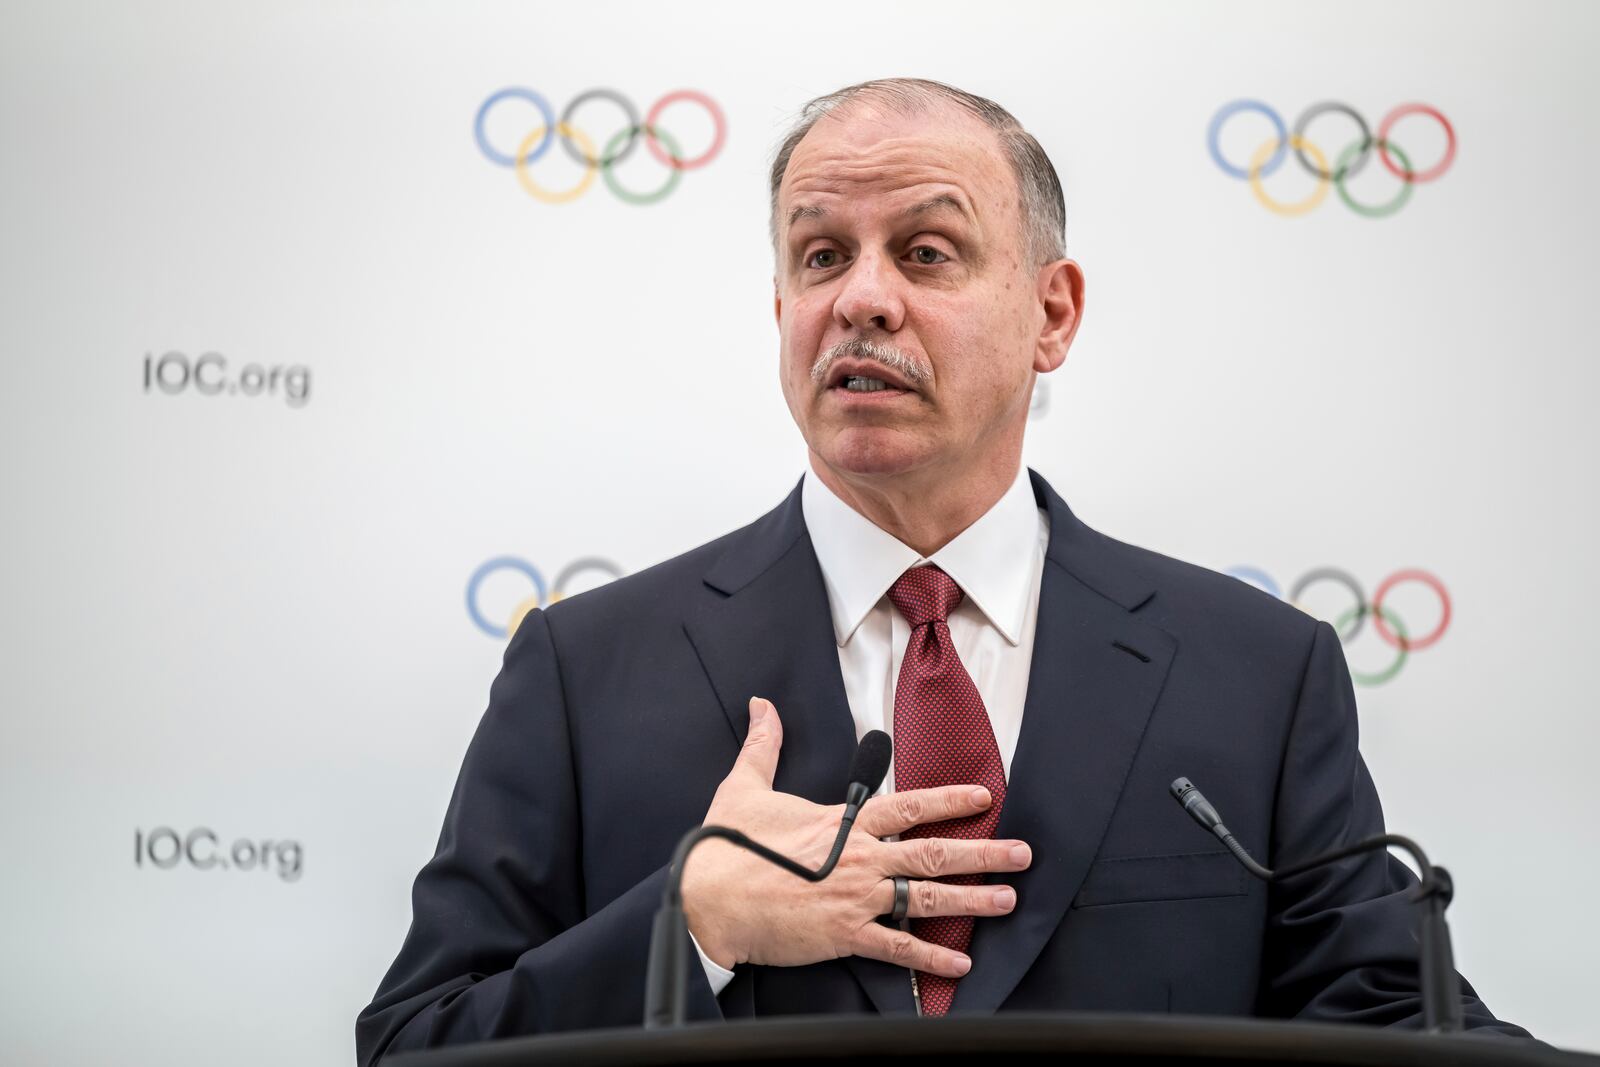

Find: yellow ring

[515,122,598,204]
[1248,134,1331,217]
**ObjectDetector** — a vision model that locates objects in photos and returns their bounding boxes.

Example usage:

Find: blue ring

[1224,566,1281,600]
[1207,100,1288,181]
[466,556,548,639]
[474,87,556,169]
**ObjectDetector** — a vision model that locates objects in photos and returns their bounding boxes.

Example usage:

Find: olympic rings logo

[1207,100,1456,218]
[1224,567,1451,686]
[466,556,626,639]
[474,87,726,205]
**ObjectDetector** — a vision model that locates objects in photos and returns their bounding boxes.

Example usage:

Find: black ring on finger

[890,875,910,923]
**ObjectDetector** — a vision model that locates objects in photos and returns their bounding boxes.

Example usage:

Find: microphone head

[849,730,893,795]
[1169,776,1223,833]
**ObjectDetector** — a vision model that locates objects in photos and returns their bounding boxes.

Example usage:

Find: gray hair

[810,336,930,385]
[768,78,1067,268]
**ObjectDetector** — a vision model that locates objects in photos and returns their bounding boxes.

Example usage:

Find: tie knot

[887,564,963,628]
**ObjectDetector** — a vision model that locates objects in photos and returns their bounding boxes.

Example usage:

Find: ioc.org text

[135,827,303,882]
[142,352,310,407]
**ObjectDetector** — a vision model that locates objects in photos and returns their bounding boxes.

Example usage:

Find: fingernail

[749,697,768,722]
[1010,843,1032,867]
[995,887,1016,910]
[954,955,972,975]
[970,787,991,807]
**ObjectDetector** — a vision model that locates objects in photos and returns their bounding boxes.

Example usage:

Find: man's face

[774,101,1081,484]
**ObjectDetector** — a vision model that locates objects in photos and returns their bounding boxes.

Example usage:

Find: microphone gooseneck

[1170,777,1272,881]
[644,731,892,1029]
[1169,777,1462,1033]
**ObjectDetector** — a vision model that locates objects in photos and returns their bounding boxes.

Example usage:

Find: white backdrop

[3,0,1597,1062]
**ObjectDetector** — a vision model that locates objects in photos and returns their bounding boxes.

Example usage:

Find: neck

[808,447,1022,557]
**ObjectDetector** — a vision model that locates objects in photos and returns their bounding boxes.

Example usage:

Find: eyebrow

[785,194,974,230]
[787,204,826,227]
[902,194,974,222]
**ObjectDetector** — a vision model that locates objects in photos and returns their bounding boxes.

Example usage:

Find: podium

[387,1013,1599,1067]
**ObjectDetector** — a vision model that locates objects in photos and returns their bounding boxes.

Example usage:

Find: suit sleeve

[1257,620,1531,1036]
[355,609,721,1064]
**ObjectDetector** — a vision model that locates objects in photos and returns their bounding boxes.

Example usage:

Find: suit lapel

[681,481,915,1015]
[952,472,1177,1014]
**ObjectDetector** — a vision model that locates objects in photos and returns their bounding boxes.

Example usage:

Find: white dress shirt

[695,464,1051,994]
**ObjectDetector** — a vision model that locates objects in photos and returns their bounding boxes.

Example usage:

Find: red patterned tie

[888,564,1007,1016]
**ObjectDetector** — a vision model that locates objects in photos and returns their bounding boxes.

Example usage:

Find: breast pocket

[1070,850,1248,908]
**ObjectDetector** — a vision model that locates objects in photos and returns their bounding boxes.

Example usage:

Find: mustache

[809,337,931,385]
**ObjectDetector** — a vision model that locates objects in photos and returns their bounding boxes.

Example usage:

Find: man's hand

[681,697,1031,979]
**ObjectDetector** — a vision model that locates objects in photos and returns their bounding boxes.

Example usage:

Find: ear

[773,277,782,329]
[1033,258,1085,374]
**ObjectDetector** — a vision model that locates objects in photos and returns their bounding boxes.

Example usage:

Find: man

[356,79,1528,1061]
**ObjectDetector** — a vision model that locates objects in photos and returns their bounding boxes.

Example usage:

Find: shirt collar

[801,464,1043,648]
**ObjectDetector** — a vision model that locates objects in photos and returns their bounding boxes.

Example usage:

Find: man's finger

[729,696,784,788]
[852,923,972,979]
[875,877,1017,920]
[885,837,1032,878]
[856,785,993,838]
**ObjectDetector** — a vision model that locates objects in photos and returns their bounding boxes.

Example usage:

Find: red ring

[645,90,726,171]
[1376,104,1456,183]
[1371,569,1452,651]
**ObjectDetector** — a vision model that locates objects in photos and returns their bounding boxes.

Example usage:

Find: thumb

[731,696,784,788]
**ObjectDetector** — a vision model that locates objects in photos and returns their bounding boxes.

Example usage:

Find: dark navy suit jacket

[356,471,1527,1062]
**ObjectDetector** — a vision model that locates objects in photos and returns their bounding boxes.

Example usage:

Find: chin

[818,428,930,477]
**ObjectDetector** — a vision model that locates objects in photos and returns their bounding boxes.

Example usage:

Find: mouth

[826,374,916,405]
[839,375,901,394]
[821,358,922,401]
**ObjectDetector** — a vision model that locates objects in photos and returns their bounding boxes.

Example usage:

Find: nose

[832,250,906,334]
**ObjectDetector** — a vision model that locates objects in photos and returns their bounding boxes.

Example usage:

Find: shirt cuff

[688,929,736,996]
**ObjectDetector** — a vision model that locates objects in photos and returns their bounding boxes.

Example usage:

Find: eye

[806,249,842,269]
[908,245,948,266]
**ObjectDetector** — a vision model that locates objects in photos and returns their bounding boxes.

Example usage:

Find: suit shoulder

[1086,528,1319,647]
[539,507,780,635]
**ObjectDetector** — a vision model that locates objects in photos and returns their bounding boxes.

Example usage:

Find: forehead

[779,101,1018,234]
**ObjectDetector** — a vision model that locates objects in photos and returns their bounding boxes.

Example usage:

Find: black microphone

[1170,777,1463,1032]
[643,730,893,1028]
[844,729,894,810]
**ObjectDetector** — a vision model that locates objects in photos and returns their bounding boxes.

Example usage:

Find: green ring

[1336,601,1409,686]
[1333,604,1365,644]
[602,124,682,205]
[1335,138,1413,218]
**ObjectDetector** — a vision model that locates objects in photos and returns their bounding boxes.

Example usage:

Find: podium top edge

[385,1012,1591,1067]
